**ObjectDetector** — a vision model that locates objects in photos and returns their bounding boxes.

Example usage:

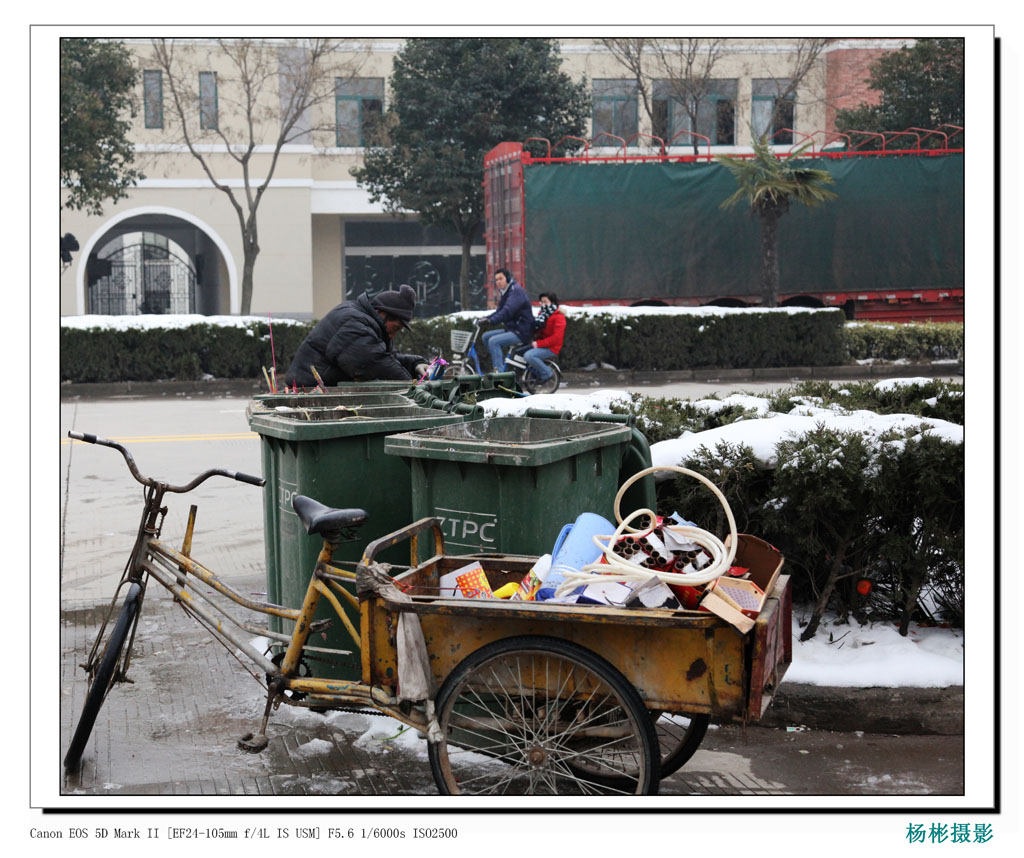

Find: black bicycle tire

[655,711,711,778]
[523,362,561,395]
[64,582,142,771]
[427,634,660,795]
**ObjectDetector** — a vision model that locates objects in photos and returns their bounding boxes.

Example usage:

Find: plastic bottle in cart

[535,512,615,602]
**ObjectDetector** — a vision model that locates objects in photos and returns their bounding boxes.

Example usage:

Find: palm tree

[717,133,838,307]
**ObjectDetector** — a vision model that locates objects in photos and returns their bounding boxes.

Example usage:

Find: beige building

[59,37,907,320]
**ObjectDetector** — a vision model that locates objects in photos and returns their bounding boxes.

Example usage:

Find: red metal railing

[506,125,964,166]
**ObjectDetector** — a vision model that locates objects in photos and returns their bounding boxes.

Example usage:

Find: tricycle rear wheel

[428,635,659,795]
[654,711,711,777]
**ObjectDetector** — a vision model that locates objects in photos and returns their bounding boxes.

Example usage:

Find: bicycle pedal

[237,732,269,753]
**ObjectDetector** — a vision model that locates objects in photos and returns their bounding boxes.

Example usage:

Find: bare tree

[603,38,731,154]
[751,38,829,144]
[149,38,368,314]
[650,39,732,154]
[598,38,655,137]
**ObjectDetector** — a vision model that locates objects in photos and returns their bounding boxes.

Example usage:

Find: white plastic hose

[552,465,738,598]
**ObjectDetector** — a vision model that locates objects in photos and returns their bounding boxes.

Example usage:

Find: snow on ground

[785,613,962,687]
[483,388,635,417]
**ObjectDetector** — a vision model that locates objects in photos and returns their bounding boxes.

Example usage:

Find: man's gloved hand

[474,317,487,327]
[415,362,430,376]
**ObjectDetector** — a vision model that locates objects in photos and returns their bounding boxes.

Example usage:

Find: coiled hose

[553,465,738,597]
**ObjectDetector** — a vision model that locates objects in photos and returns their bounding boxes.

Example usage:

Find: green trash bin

[383,416,650,557]
[248,403,467,679]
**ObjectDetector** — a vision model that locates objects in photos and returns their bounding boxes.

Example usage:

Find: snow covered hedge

[58,310,962,382]
[404,306,848,372]
[60,316,310,383]
[632,379,965,639]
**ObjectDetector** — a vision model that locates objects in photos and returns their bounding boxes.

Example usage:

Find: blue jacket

[485,278,534,343]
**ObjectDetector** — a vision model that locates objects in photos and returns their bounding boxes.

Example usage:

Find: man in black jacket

[284,285,428,387]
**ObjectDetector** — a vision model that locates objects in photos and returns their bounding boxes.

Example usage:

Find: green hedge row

[60,321,311,383]
[403,309,849,372]
[842,321,964,361]
[620,379,965,638]
[59,313,963,383]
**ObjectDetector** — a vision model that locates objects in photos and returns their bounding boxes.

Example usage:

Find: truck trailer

[482,131,964,322]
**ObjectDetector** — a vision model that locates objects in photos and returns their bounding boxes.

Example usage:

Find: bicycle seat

[292,495,369,543]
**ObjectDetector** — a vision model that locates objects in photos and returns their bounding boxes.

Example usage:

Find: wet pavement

[55,389,966,801]
[61,570,964,798]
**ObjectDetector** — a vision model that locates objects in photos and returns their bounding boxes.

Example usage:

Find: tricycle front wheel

[64,582,143,771]
[428,635,659,795]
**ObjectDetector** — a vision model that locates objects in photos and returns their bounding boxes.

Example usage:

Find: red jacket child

[534,309,566,353]
[533,296,566,354]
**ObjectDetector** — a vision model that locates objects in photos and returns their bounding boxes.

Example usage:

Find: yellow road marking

[63,433,258,445]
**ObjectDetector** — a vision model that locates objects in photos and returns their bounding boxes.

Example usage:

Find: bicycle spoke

[430,638,657,795]
[548,755,638,796]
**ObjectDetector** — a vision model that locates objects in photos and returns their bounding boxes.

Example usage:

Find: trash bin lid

[248,392,412,414]
[384,416,632,466]
[248,406,463,441]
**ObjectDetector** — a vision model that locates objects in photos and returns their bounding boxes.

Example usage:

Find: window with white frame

[752,79,795,144]
[653,79,737,146]
[335,77,384,147]
[199,71,218,130]
[591,79,639,146]
[143,70,163,129]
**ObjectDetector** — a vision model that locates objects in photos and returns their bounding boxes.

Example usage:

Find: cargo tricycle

[63,431,791,796]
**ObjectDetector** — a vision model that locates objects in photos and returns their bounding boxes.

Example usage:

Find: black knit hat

[371,284,416,329]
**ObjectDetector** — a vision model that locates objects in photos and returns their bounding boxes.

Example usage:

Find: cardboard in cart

[726,534,783,600]
[456,565,493,599]
[698,534,784,633]
[439,561,490,599]
[576,579,634,606]
[705,577,766,618]
[509,554,552,601]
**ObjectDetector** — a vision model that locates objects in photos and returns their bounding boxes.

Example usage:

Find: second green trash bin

[383,416,650,558]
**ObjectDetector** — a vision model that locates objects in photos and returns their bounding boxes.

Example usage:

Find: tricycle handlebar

[68,431,265,492]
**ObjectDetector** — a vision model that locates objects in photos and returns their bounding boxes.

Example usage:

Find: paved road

[56,388,964,799]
